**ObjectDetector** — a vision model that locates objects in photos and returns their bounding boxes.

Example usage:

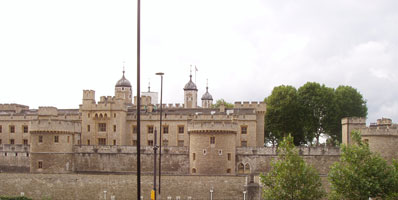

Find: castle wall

[0,144,30,173]
[73,146,189,175]
[0,173,249,200]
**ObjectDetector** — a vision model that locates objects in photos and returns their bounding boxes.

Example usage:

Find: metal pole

[137,0,141,199]
[155,72,164,194]
[152,128,158,200]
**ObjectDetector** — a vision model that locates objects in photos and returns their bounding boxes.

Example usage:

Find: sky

[0,0,397,124]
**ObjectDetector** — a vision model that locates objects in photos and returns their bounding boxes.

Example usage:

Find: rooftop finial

[206,78,209,91]
[190,65,192,79]
[122,61,126,77]
[148,80,151,92]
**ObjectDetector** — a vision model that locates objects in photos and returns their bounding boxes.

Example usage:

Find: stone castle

[0,71,397,199]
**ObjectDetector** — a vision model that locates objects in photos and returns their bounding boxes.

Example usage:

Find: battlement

[30,120,81,134]
[234,101,266,112]
[73,145,188,154]
[0,104,29,113]
[0,144,30,152]
[188,121,238,133]
[99,96,115,104]
[341,117,367,125]
[38,107,58,116]
[236,146,340,156]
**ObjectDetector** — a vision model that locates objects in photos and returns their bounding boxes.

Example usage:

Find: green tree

[211,99,234,109]
[260,135,325,200]
[329,86,367,143]
[298,82,336,145]
[264,85,305,145]
[328,131,397,200]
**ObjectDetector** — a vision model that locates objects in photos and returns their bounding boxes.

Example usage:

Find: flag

[195,65,198,72]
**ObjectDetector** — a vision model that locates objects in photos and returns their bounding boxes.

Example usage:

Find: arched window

[238,163,244,174]
[192,168,196,174]
[104,113,108,118]
[244,163,251,174]
[95,113,98,118]
[99,113,103,119]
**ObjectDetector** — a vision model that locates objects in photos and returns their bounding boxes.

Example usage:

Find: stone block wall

[0,144,30,172]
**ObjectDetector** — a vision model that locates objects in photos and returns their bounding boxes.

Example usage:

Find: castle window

[203,149,207,155]
[163,139,168,147]
[192,153,196,161]
[87,125,90,132]
[38,161,43,169]
[218,150,222,155]
[98,123,107,132]
[244,163,251,174]
[132,125,137,134]
[227,168,231,174]
[23,125,28,133]
[54,136,59,143]
[163,126,169,134]
[9,125,15,133]
[0,125,2,133]
[192,168,196,173]
[148,126,154,134]
[23,139,28,145]
[113,125,117,132]
[88,113,90,118]
[0,139,2,144]
[10,139,14,144]
[67,136,70,143]
[132,140,137,146]
[39,136,43,143]
[98,138,106,145]
[241,141,247,147]
[210,136,216,145]
[178,126,184,134]
[241,126,247,134]
[87,140,90,145]
[228,153,231,161]
[148,140,154,146]
[113,140,116,145]
[238,163,244,174]
[178,140,184,147]
[114,113,116,118]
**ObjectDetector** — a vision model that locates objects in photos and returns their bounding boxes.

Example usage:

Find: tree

[211,99,234,109]
[328,131,398,200]
[260,135,325,200]
[298,82,336,145]
[329,86,367,143]
[264,85,305,145]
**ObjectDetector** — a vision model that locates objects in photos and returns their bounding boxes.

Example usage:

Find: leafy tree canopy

[261,135,325,200]
[328,131,398,200]
[212,99,234,109]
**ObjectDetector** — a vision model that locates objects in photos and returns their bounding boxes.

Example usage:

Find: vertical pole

[158,75,163,194]
[136,0,141,199]
[153,128,157,200]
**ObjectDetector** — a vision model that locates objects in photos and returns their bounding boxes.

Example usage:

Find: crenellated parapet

[30,120,81,134]
[188,121,238,134]
[0,104,29,113]
[234,101,266,113]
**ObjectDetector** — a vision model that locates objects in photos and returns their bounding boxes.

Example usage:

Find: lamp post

[210,187,214,200]
[243,190,247,200]
[155,72,164,194]
[152,128,158,200]
[136,0,142,199]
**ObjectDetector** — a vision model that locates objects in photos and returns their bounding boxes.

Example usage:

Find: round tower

[183,74,198,108]
[189,122,237,175]
[201,81,213,108]
[115,70,132,104]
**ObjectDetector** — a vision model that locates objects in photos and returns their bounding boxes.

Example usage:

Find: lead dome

[115,71,132,87]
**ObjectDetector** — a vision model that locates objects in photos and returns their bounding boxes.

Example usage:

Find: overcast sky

[1,0,397,123]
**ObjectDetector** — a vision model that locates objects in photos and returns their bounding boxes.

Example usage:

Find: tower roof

[184,75,197,91]
[201,87,213,100]
[115,70,132,87]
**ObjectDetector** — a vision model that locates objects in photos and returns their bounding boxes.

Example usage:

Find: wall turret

[183,74,198,108]
[115,70,132,104]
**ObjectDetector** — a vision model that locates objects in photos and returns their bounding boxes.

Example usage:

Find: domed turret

[115,70,132,104]
[184,75,197,91]
[115,71,132,88]
[201,81,213,108]
[184,75,198,108]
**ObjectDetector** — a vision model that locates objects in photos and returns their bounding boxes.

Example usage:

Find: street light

[155,72,164,194]
[210,187,214,200]
[243,190,247,200]
[152,128,159,200]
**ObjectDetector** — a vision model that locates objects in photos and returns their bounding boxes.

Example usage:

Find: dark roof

[115,71,132,87]
[183,75,197,91]
[201,87,213,100]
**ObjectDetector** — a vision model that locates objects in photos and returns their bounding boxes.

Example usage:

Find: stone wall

[73,146,190,175]
[0,173,249,200]
[0,144,30,172]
